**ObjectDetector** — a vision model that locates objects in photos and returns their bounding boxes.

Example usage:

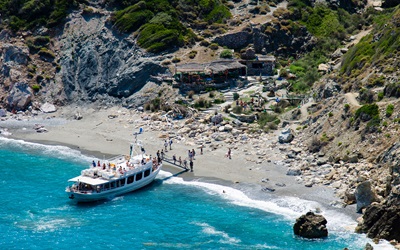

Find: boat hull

[67,166,161,203]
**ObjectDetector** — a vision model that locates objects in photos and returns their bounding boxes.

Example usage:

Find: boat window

[116,180,120,188]
[127,175,134,184]
[105,183,110,189]
[136,172,143,181]
[144,169,150,177]
[120,179,125,186]
[110,181,116,189]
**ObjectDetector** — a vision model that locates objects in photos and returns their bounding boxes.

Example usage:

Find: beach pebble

[287,167,302,176]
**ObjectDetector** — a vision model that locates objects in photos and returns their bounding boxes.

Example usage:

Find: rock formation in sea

[293,211,328,239]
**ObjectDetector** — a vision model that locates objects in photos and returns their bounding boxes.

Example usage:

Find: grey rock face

[7,82,32,111]
[278,128,294,143]
[213,23,315,57]
[58,13,167,104]
[2,44,29,65]
[355,181,378,213]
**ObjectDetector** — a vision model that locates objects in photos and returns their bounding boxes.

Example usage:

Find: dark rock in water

[355,181,378,213]
[293,212,328,239]
[364,243,373,250]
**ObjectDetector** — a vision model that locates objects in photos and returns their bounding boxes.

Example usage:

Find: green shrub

[209,43,219,50]
[188,50,197,59]
[38,48,55,60]
[386,104,394,117]
[355,103,379,121]
[214,98,225,104]
[220,49,233,58]
[172,57,181,63]
[232,105,243,114]
[31,84,40,92]
[233,92,240,100]
[204,5,232,23]
[209,91,215,98]
[194,97,211,109]
[258,112,278,129]
[377,91,384,101]
[344,103,350,112]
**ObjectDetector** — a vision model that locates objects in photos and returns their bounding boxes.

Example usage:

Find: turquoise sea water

[0,137,389,249]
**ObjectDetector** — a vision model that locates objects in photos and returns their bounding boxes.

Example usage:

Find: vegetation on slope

[281,0,370,93]
[0,0,85,30]
[108,0,231,53]
[340,6,400,90]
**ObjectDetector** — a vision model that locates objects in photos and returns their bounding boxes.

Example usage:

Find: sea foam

[0,137,93,164]
[158,171,395,250]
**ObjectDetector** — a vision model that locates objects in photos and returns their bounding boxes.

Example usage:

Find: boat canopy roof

[68,176,110,185]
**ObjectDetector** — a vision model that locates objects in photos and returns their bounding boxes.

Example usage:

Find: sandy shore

[1,105,359,220]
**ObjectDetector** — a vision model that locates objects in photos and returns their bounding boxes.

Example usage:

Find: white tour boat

[66,129,162,202]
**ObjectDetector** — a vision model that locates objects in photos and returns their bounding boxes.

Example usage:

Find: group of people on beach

[172,148,196,172]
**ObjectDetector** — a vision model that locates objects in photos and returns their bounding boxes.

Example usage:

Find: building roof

[176,60,246,74]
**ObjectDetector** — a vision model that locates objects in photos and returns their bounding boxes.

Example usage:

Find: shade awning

[68,176,111,185]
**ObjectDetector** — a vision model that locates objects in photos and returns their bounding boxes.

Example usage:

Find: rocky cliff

[57,10,168,107]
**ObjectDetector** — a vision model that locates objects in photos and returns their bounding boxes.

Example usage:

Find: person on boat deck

[141,158,145,165]
[119,166,123,174]
[161,149,164,160]
[173,154,176,164]
[97,160,100,167]
[92,160,96,168]
[178,156,182,166]
[102,163,106,170]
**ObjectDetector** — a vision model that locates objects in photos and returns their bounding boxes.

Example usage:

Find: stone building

[174,60,247,84]
[239,55,276,76]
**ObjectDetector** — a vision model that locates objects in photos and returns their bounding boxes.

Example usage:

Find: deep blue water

[0,137,388,249]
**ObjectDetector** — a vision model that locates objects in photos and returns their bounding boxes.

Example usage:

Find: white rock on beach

[40,102,57,113]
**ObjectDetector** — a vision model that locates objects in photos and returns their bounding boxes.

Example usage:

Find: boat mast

[130,127,143,158]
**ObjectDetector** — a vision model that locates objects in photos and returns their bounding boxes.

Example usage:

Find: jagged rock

[7,82,33,111]
[318,63,330,73]
[224,124,233,132]
[355,181,378,213]
[357,202,400,242]
[278,128,294,143]
[262,186,275,192]
[344,190,356,205]
[40,102,57,113]
[293,212,328,239]
[211,114,223,125]
[287,167,302,176]
[74,112,83,120]
[59,13,167,104]
[2,44,29,65]
[317,80,341,99]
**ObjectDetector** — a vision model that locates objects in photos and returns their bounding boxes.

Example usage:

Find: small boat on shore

[66,129,162,202]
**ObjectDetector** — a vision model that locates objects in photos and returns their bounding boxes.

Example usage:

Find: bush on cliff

[0,0,83,30]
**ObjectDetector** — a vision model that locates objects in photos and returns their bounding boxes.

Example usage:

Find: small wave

[193,222,241,245]
[16,217,81,232]
[0,137,93,163]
